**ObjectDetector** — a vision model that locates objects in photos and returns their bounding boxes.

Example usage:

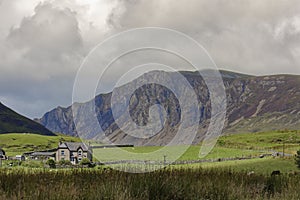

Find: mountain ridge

[0,102,55,136]
[36,70,300,145]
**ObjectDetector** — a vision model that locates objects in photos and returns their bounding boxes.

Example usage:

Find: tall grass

[0,167,300,199]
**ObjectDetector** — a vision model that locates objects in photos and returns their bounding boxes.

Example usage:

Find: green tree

[46,159,56,168]
[295,150,300,169]
[80,158,94,167]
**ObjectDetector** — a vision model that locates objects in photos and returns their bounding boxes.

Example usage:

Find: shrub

[58,159,71,166]
[46,159,56,168]
[80,158,94,168]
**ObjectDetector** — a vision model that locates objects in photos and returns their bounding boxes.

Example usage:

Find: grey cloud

[1,0,300,119]
[107,0,300,75]
[0,2,84,117]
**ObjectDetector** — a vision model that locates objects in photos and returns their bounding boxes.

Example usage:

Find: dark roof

[59,142,89,151]
[0,148,5,154]
[31,152,56,156]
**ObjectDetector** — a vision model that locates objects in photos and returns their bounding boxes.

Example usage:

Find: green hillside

[218,130,300,154]
[0,133,81,156]
[0,102,54,136]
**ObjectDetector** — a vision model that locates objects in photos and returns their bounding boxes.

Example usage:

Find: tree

[46,159,56,168]
[80,158,94,168]
[295,150,300,169]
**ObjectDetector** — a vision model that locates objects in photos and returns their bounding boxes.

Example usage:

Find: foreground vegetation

[0,167,300,200]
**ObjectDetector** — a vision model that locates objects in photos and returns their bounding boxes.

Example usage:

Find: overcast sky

[0,0,300,118]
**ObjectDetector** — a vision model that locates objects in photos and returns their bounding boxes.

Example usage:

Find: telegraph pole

[282,140,285,158]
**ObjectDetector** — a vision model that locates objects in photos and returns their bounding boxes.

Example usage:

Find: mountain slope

[37,70,300,144]
[0,102,55,136]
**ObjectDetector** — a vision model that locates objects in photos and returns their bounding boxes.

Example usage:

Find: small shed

[15,155,25,161]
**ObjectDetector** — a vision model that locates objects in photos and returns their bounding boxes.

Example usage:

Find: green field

[219,130,300,153]
[172,157,297,174]
[93,145,263,162]
[0,133,81,156]
[93,130,300,162]
[1,130,300,175]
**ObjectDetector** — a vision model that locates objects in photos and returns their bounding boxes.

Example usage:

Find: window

[78,158,82,162]
[78,150,82,156]
[61,150,65,156]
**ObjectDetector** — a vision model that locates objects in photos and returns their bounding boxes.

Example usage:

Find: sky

[0,0,300,118]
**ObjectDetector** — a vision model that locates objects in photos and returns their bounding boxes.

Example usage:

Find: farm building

[15,155,25,161]
[30,151,56,160]
[24,142,93,165]
[56,142,92,165]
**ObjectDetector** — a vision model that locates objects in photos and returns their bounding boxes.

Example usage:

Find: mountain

[0,102,55,136]
[36,70,300,145]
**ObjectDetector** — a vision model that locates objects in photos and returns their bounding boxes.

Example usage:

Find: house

[0,148,5,160]
[56,142,92,165]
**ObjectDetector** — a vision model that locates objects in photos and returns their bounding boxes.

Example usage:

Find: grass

[93,145,263,162]
[173,157,298,174]
[0,167,300,199]
[93,130,300,162]
[1,130,300,173]
[219,130,300,152]
[0,133,81,156]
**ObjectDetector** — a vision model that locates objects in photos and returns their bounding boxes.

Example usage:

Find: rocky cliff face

[36,70,300,145]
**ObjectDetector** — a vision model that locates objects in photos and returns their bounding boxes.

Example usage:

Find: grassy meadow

[93,130,300,162]
[0,133,81,156]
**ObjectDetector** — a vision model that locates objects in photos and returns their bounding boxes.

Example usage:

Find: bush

[80,158,94,168]
[58,159,71,166]
[46,159,56,168]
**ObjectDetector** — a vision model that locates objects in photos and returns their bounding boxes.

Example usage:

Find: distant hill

[37,70,300,145]
[0,102,55,136]
[0,133,81,156]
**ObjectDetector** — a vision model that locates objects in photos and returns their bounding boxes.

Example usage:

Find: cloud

[0,0,300,118]
[0,2,84,117]
[107,0,300,75]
